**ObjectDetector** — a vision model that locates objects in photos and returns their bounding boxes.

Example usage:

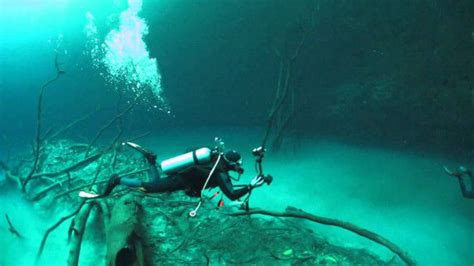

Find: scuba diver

[80,139,273,213]
[444,166,474,199]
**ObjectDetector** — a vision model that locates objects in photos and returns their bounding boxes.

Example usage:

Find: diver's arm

[215,172,251,201]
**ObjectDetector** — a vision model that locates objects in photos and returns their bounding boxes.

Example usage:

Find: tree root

[229,207,416,266]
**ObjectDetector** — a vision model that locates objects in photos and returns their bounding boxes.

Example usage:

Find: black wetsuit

[137,155,251,200]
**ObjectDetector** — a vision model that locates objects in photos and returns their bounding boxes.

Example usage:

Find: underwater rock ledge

[134,191,390,265]
[2,140,405,265]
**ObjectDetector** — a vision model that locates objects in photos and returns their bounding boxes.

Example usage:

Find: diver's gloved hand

[249,175,265,188]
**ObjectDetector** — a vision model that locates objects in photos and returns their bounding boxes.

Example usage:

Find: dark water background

[1,0,474,157]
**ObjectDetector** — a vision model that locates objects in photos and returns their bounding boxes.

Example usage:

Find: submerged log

[67,202,95,266]
[105,194,145,266]
[230,206,416,266]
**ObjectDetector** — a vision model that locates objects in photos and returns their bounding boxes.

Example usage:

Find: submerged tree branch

[67,202,97,266]
[30,153,102,181]
[126,131,151,142]
[37,200,86,259]
[22,54,65,192]
[47,110,97,141]
[85,103,135,157]
[5,214,23,238]
[262,15,312,151]
[229,207,416,266]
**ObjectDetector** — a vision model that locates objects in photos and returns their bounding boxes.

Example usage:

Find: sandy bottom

[1,127,473,265]
[145,127,473,266]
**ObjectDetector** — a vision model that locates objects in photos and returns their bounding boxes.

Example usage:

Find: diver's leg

[101,174,121,196]
[120,177,143,188]
[141,175,185,193]
[100,161,161,197]
[458,177,469,198]
[101,174,153,197]
[460,174,474,198]
[444,166,474,199]
[147,161,161,182]
[457,177,474,198]
[100,142,162,196]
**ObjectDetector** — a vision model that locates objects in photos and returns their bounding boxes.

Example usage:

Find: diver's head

[223,150,244,174]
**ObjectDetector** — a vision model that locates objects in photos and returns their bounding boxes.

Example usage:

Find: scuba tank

[160,147,213,174]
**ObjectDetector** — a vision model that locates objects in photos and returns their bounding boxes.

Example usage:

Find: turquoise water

[1,0,474,265]
[1,129,472,265]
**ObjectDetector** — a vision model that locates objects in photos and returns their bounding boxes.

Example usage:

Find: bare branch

[21,54,65,192]
[37,200,86,259]
[126,131,151,143]
[47,110,97,141]
[5,214,23,238]
[229,207,416,266]
[30,153,102,181]
[85,104,135,156]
